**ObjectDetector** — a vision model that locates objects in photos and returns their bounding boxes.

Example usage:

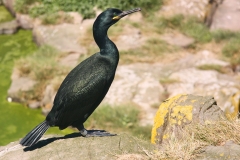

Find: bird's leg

[76,124,116,137]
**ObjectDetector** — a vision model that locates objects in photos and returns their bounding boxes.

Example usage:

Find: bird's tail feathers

[20,120,49,147]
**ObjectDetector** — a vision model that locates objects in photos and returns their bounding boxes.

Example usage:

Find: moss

[0,6,14,23]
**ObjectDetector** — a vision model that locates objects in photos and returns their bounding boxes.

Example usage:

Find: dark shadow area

[23,130,116,152]
[23,132,82,152]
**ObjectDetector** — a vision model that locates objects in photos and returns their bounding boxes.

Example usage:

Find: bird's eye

[112,13,120,20]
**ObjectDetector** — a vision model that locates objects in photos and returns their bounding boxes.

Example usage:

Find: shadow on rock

[23,132,82,152]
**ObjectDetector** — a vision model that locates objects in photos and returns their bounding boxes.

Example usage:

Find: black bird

[20,8,141,147]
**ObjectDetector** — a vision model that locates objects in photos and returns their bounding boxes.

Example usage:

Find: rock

[160,32,195,48]
[225,91,240,120]
[0,134,154,160]
[211,0,240,31]
[166,68,239,115]
[159,0,208,18]
[151,94,225,144]
[0,20,19,34]
[2,0,15,16]
[103,63,165,125]
[125,12,143,22]
[59,53,80,67]
[28,101,41,109]
[197,140,240,160]
[41,84,55,108]
[7,76,36,101]
[117,154,147,160]
[16,13,40,29]
[67,12,83,24]
[114,25,143,51]
[33,24,86,54]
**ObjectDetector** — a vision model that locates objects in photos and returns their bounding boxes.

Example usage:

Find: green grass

[0,6,14,23]
[120,38,178,63]
[222,38,240,65]
[85,105,152,140]
[14,0,164,19]
[15,45,71,101]
[197,64,228,74]
[154,15,212,43]
[0,30,72,146]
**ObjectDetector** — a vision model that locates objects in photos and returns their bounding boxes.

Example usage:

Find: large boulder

[197,140,240,160]
[159,0,208,18]
[166,68,239,116]
[33,24,86,54]
[0,20,19,34]
[103,63,165,125]
[211,0,240,31]
[151,94,225,144]
[2,0,15,16]
[7,69,37,103]
[0,134,154,160]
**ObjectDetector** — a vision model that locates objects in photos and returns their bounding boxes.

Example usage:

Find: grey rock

[125,12,143,22]
[33,24,86,54]
[211,0,240,31]
[103,63,165,125]
[197,140,240,160]
[160,32,195,48]
[41,84,55,107]
[7,76,36,100]
[0,134,154,160]
[166,68,239,112]
[159,0,208,18]
[28,101,41,109]
[16,13,35,29]
[59,53,80,67]
[152,94,225,144]
[114,25,143,51]
[0,20,19,34]
[2,0,15,16]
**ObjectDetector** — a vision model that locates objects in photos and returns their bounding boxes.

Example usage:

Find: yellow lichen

[151,94,193,144]
[225,92,240,120]
[151,94,186,144]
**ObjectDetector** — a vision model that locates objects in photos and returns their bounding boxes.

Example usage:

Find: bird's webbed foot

[79,128,116,137]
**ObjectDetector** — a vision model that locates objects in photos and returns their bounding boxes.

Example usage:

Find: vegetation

[197,64,228,74]
[0,6,14,23]
[0,30,72,146]
[15,45,71,101]
[153,120,240,159]
[85,105,152,140]
[14,0,164,19]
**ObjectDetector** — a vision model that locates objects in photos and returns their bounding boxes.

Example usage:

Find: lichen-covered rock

[0,134,154,160]
[225,91,240,120]
[151,94,225,144]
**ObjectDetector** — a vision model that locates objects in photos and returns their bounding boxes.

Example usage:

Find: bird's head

[94,8,141,28]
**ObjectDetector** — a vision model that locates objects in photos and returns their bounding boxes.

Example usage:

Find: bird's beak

[112,8,141,20]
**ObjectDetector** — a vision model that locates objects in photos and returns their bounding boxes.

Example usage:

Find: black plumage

[20,8,141,147]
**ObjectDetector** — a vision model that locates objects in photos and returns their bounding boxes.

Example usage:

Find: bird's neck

[93,26,119,58]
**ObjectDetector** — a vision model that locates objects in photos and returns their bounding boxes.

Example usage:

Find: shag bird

[20,8,141,147]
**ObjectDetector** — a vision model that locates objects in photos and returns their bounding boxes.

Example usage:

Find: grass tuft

[154,120,240,160]
[85,105,152,140]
